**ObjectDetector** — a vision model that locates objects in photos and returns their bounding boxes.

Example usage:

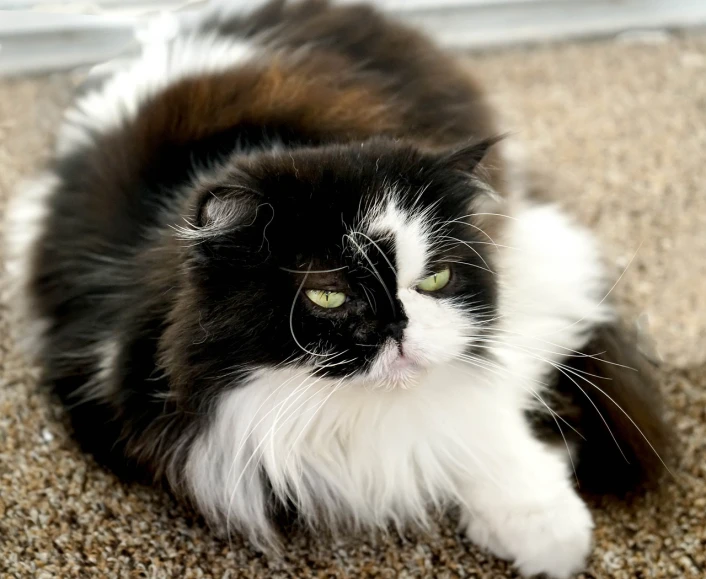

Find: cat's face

[182,138,498,389]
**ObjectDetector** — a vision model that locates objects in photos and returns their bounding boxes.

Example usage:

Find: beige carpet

[2,33,706,578]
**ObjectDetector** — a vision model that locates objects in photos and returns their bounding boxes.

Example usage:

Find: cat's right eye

[305,289,347,308]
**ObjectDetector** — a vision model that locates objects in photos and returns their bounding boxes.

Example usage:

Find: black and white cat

[5,1,670,577]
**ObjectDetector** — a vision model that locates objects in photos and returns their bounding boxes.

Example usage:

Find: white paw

[465,493,594,578]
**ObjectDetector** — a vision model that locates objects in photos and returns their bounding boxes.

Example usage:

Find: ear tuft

[439,134,505,174]
[197,187,257,231]
[175,185,259,243]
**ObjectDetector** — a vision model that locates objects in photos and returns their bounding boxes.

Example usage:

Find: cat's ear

[178,184,261,243]
[436,135,504,174]
[196,186,258,232]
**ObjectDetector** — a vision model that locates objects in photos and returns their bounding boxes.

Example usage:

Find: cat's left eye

[416,267,451,292]
[305,289,347,308]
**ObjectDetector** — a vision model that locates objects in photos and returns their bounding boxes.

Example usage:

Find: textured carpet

[2,32,706,578]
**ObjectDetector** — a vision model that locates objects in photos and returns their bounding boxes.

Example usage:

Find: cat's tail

[548,323,675,495]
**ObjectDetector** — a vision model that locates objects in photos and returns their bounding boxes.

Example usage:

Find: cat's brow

[279,266,348,274]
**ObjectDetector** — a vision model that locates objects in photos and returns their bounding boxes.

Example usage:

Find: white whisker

[345,233,396,313]
[437,234,494,272]
[288,265,338,359]
[440,258,494,275]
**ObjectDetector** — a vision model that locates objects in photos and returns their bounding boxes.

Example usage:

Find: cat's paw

[465,494,593,579]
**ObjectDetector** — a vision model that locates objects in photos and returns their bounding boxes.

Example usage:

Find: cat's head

[174,137,500,390]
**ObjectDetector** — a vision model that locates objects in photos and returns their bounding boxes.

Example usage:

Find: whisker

[452,352,585,441]
[229,376,326,513]
[225,369,315,541]
[470,339,616,380]
[441,218,499,249]
[265,374,329,470]
[435,239,520,252]
[288,265,337,358]
[529,358,629,463]
[463,212,519,221]
[351,231,397,279]
[284,375,348,475]
[313,354,354,370]
[360,283,377,315]
[440,259,494,276]
[456,352,582,486]
[345,233,396,314]
[249,378,339,503]
[549,358,674,478]
[437,234,494,272]
[486,327,637,371]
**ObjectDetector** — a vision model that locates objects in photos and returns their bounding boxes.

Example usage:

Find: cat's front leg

[459,412,593,578]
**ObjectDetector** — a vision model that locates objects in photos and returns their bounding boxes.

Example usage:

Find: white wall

[1,0,705,76]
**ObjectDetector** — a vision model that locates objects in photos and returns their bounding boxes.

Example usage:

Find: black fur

[530,324,673,494]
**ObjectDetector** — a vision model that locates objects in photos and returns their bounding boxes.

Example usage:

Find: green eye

[417,267,451,292]
[305,289,347,308]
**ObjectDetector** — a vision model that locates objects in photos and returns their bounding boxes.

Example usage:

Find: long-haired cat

[5,1,671,577]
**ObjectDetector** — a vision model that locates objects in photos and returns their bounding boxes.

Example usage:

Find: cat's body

[6,1,670,577]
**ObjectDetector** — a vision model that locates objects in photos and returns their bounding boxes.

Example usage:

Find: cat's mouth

[367,340,426,388]
[387,348,420,372]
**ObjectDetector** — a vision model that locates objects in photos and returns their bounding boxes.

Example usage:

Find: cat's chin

[343,364,425,392]
[367,361,427,391]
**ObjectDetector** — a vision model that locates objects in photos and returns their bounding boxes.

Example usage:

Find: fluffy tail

[536,323,674,495]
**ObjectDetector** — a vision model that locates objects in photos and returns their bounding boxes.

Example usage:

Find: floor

[1,32,705,578]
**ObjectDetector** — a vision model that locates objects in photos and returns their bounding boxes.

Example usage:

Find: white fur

[366,288,472,388]
[4,172,123,396]
[4,173,124,399]
[3,174,60,359]
[362,198,476,388]
[366,199,430,287]
[57,33,257,156]
[184,201,609,578]
[493,201,613,382]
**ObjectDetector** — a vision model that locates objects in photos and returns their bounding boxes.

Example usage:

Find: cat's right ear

[196,187,258,232]
[175,183,261,244]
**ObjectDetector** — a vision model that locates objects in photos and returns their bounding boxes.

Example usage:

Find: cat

[5,1,671,577]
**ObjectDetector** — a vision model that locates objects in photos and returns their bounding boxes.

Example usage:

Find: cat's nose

[386,319,408,342]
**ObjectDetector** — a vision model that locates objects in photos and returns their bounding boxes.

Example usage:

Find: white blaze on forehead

[366,200,430,288]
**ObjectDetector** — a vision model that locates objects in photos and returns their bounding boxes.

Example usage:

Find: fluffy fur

[5,2,671,578]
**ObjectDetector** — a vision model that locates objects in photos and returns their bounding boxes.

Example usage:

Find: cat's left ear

[436,135,504,174]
